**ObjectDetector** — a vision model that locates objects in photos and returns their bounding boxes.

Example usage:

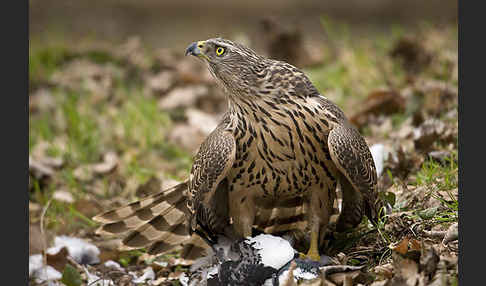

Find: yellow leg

[298,230,320,261]
[302,230,321,261]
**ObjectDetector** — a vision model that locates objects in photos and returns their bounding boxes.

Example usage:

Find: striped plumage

[93,38,384,261]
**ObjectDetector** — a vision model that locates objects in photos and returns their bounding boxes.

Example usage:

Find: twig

[40,198,52,268]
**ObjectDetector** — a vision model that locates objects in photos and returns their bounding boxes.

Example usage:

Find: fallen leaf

[158,85,208,110]
[413,119,446,151]
[350,90,406,128]
[442,223,458,245]
[186,108,219,135]
[47,246,70,272]
[374,263,393,279]
[389,237,409,255]
[390,35,432,75]
[53,190,75,204]
[73,152,118,181]
[29,155,55,179]
[397,256,420,286]
[409,239,421,252]
[146,71,175,94]
[167,123,207,152]
[92,151,118,174]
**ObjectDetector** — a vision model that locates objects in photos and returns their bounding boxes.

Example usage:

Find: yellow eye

[216,47,225,56]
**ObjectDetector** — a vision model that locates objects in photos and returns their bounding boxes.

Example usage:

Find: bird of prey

[93,38,384,262]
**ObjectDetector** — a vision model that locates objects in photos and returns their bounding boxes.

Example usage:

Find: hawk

[93,38,384,261]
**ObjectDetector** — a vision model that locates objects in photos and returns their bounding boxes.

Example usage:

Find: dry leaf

[92,151,118,174]
[186,108,219,135]
[158,85,208,110]
[146,71,175,94]
[47,246,70,272]
[442,223,458,245]
[351,90,406,128]
[29,156,55,178]
[53,190,75,204]
[390,237,409,255]
[374,263,393,279]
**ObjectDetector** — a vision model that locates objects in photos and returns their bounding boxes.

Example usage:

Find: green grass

[62,92,102,164]
[415,152,458,190]
[29,45,73,85]
[114,90,171,151]
[405,152,459,224]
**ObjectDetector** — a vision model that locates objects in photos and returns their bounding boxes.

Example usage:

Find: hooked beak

[185,41,206,57]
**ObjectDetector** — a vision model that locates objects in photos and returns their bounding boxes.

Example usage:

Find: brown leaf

[167,123,207,153]
[186,108,219,135]
[393,256,420,286]
[390,35,432,75]
[53,190,75,204]
[158,85,209,110]
[409,239,421,252]
[327,270,362,286]
[46,246,70,272]
[413,118,446,151]
[374,263,393,279]
[92,151,118,174]
[442,223,458,245]
[73,152,118,181]
[390,237,409,255]
[29,156,55,179]
[146,71,175,94]
[350,90,406,128]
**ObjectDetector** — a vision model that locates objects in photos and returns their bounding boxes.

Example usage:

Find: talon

[303,250,321,262]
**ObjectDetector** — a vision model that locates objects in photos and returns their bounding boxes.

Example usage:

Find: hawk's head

[186,38,266,96]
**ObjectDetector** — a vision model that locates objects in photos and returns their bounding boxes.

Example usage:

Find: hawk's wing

[327,123,382,230]
[188,118,236,242]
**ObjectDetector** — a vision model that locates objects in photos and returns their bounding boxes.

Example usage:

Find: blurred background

[29,1,458,285]
[30,0,457,49]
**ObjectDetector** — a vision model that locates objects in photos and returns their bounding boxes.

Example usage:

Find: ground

[29,19,458,285]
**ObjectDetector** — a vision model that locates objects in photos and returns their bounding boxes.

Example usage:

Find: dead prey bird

[93,38,385,262]
[179,234,330,286]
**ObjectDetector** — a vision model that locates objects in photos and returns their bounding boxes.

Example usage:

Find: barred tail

[253,188,343,235]
[93,181,209,259]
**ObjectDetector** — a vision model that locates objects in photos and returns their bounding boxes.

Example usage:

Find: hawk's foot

[299,251,321,262]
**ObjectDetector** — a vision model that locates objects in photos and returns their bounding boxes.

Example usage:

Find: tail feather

[94,182,189,236]
[93,181,205,258]
[254,188,342,235]
[93,181,188,224]
[121,214,187,250]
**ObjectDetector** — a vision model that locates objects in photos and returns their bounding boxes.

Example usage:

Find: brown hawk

[93,38,385,261]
